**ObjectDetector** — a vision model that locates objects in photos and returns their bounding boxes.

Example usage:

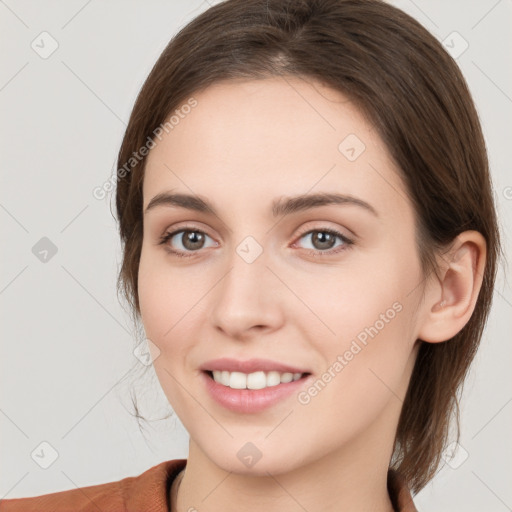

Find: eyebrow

[144,191,378,218]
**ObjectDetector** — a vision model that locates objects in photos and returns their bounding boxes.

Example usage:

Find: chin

[200,441,309,478]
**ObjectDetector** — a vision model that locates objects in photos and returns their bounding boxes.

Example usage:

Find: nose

[208,245,284,341]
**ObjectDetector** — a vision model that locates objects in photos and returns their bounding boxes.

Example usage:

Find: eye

[293,228,354,256]
[158,225,354,259]
[159,227,218,258]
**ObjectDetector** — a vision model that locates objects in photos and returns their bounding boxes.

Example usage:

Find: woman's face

[138,76,426,475]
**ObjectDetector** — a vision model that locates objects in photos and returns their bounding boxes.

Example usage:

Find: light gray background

[1,1,511,510]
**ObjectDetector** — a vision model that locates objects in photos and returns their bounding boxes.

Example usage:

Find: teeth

[211,370,303,389]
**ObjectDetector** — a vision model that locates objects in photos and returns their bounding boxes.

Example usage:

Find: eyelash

[158,225,354,259]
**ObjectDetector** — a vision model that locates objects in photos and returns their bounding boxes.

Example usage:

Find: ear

[417,230,487,343]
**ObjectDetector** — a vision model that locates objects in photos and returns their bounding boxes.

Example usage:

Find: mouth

[199,357,313,413]
[203,369,311,390]
[201,369,313,413]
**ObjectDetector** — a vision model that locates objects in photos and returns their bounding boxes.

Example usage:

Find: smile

[210,370,305,390]
[202,370,312,413]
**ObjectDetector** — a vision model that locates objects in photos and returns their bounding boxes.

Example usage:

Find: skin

[138,76,486,512]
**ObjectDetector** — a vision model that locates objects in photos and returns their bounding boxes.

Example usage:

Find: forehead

[143,76,410,220]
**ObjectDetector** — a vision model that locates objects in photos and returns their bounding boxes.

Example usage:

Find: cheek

[137,249,163,333]
[296,306,413,449]
[137,252,194,406]
[326,238,422,343]
[137,248,208,355]
[293,244,420,395]
[295,255,414,346]
[304,247,420,406]
[137,246,182,342]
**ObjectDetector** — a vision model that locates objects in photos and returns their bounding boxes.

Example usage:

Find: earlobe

[417,231,487,344]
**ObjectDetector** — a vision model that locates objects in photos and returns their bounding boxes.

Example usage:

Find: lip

[200,357,310,374]
[201,371,312,413]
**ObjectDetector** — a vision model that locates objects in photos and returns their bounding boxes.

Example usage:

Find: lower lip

[201,372,311,413]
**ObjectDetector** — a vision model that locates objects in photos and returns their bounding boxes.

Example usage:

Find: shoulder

[0,459,187,512]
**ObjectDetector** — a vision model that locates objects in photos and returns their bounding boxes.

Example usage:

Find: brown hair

[114,0,502,495]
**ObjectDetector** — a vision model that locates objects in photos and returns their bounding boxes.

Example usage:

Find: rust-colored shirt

[0,459,417,511]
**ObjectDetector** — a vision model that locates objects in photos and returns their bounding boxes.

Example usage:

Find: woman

[1,0,501,511]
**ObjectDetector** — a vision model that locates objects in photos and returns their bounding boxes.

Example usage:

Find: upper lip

[200,358,310,374]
